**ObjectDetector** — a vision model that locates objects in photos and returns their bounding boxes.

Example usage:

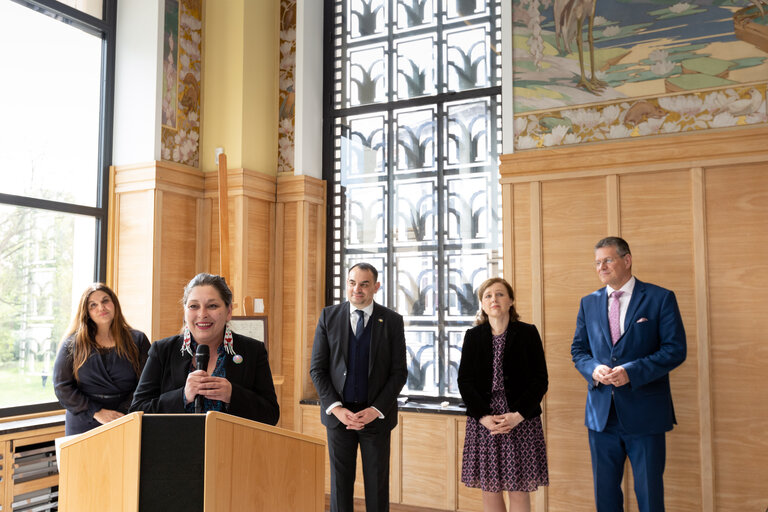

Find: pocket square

[636,317,649,323]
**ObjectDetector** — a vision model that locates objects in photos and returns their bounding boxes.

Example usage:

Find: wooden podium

[57,412,325,512]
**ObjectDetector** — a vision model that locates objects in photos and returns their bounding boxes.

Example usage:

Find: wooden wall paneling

[115,189,155,338]
[498,126,768,179]
[705,164,768,511]
[539,176,607,512]
[0,440,9,511]
[606,174,620,236]
[273,201,286,416]
[511,184,532,322]
[152,190,163,341]
[502,182,515,289]
[400,413,455,509]
[691,167,715,512]
[295,198,308,429]
[528,181,548,512]
[280,201,298,430]
[501,125,768,512]
[196,196,211,274]
[156,190,200,338]
[269,201,280,371]
[300,405,331,493]
[275,175,327,432]
[620,170,701,512]
[246,197,274,313]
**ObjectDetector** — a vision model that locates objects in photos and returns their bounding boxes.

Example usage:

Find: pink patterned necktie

[609,290,624,344]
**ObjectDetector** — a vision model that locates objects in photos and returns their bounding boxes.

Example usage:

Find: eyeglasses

[594,257,617,268]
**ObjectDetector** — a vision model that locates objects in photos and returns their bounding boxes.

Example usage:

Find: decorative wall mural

[278,0,296,174]
[161,0,202,167]
[512,0,768,148]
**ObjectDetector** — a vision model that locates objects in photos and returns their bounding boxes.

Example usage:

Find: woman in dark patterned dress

[458,277,549,512]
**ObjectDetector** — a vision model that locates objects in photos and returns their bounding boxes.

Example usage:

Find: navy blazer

[457,320,548,421]
[571,278,687,434]
[309,301,408,431]
[130,332,279,425]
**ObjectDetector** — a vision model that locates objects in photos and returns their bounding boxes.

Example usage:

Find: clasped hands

[593,364,630,387]
[479,412,523,435]
[185,369,233,404]
[332,406,379,430]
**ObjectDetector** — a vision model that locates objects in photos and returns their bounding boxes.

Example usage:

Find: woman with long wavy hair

[53,283,149,435]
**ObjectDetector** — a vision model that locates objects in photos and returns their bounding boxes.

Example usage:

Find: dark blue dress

[53,329,150,435]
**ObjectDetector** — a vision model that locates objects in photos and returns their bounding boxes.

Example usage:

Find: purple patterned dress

[461,330,549,492]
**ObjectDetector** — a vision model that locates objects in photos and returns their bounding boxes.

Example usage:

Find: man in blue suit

[571,237,686,512]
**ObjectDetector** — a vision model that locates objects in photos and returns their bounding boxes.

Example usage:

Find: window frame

[322,0,503,401]
[0,0,116,418]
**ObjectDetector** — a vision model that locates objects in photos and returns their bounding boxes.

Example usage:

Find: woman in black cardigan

[458,278,549,512]
[130,273,279,425]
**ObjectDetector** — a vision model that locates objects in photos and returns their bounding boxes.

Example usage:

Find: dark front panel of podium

[139,415,205,512]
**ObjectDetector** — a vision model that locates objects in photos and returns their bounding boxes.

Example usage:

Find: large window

[0,0,115,415]
[324,0,502,399]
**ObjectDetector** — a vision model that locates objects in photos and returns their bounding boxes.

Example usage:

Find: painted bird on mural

[553,0,607,93]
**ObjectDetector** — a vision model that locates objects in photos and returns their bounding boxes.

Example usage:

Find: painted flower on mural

[668,2,692,14]
[161,0,202,168]
[636,117,665,136]
[563,108,603,130]
[517,135,538,149]
[278,118,295,173]
[709,111,738,128]
[601,104,621,125]
[563,133,581,144]
[542,125,569,146]
[278,0,297,174]
[607,124,633,139]
[658,94,703,116]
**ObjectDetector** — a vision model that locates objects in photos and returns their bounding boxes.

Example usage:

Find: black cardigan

[457,320,548,420]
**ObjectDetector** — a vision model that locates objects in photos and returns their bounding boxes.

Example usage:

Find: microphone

[194,344,210,413]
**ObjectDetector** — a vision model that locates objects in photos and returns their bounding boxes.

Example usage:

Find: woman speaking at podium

[54,284,150,435]
[130,273,279,425]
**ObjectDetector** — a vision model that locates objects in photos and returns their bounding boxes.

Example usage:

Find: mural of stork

[554,0,607,93]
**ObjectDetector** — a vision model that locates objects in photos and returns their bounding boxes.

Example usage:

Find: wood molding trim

[276,174,326,204]
[500,125,768,181]
[113,160,205,196]
[203,167,278,202]
[692,167,715,512]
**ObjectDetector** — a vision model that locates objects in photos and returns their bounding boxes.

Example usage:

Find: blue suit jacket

[571,279,686,435]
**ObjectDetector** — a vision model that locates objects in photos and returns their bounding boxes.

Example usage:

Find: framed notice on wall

[229,315,268,352]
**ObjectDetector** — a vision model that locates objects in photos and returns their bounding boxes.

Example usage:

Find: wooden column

[111,161,205,340]
[274,174,326,432]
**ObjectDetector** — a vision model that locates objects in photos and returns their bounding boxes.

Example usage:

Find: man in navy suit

[571,237,686,512]
[310,262,407,512]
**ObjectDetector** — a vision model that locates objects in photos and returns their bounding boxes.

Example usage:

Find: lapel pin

[233,354,244,364]
[378,318,383,323]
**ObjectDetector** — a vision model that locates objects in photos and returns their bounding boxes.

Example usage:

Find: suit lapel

[368,303,383,375]
[623,279,646,333]
[598,288,612,347]
[340,302,351,366]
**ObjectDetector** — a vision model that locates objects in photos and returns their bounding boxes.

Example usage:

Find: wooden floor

[325,496,448,512]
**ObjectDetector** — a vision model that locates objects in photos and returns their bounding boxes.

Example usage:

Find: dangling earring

[223,324,234,355]
[181,325,193,356]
